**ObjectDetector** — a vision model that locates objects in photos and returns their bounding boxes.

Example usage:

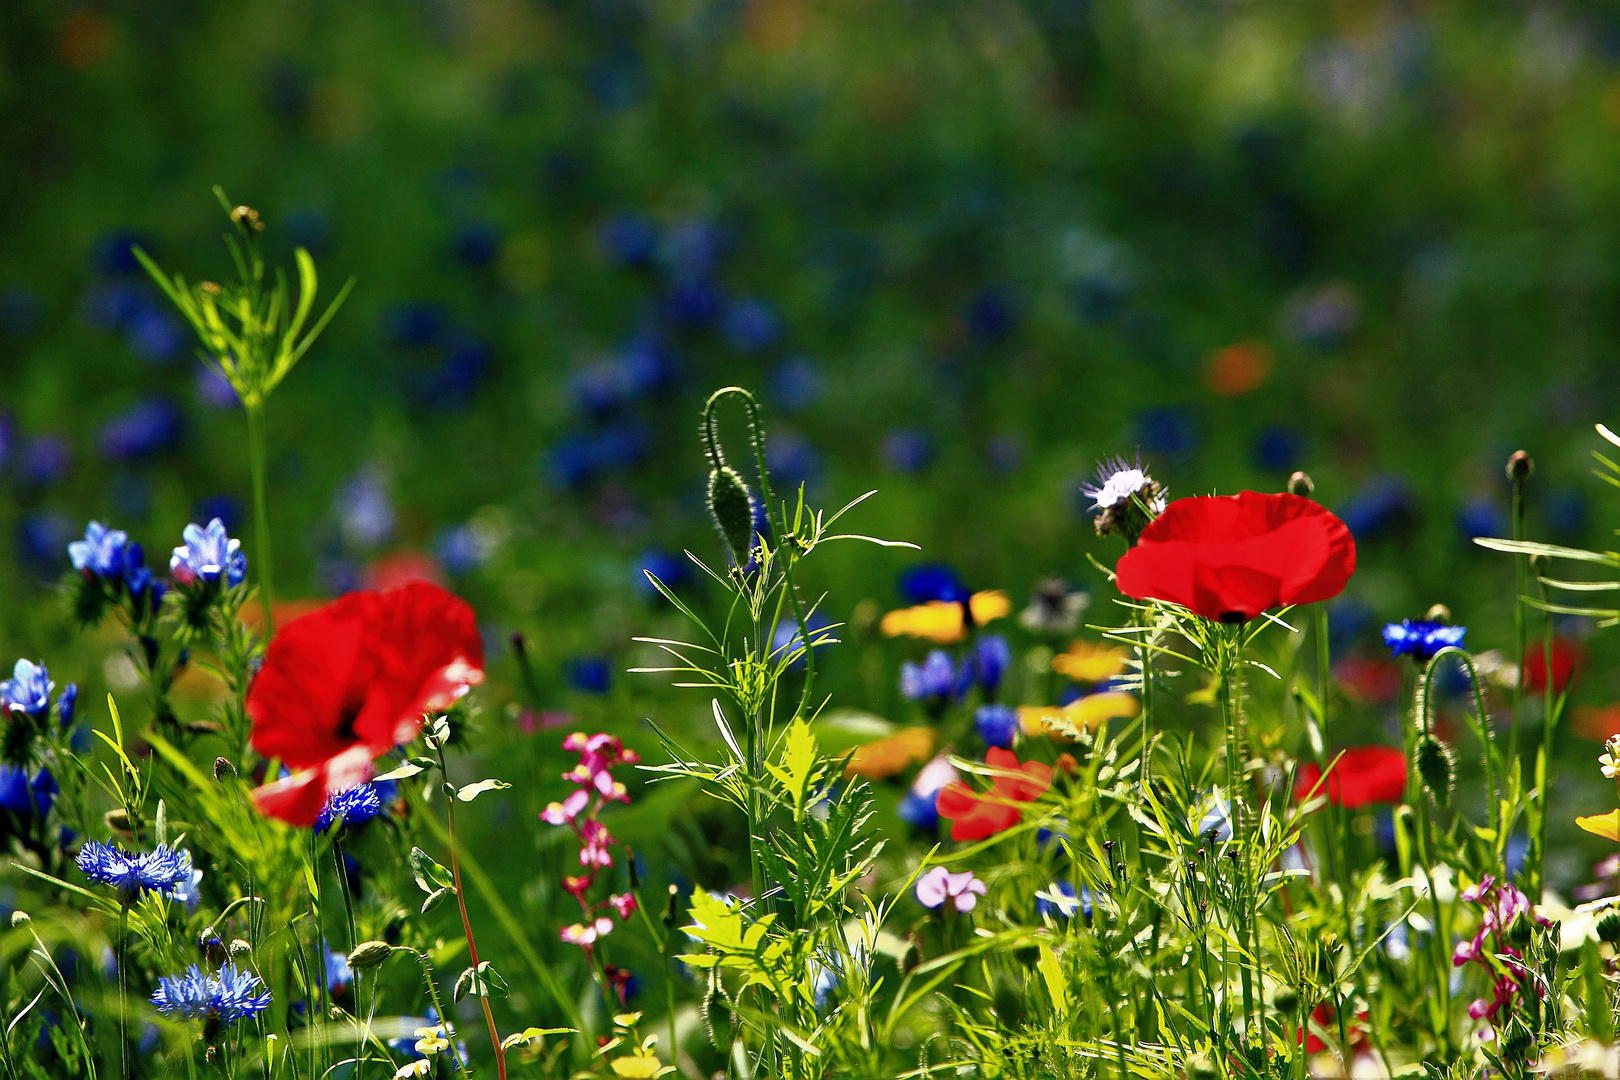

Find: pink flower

[915,867,987,912]
[541,789,590,826]
[561,731,638,802]
[579,819,616,868]
[560,917,615,947]
[563,875,592,900]
[609,893,637,919]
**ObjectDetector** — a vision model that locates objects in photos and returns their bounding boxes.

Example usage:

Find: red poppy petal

[935,783,978,818]
[247,592,373,766]
[1330,746,1407,808]
[251,745,375,826]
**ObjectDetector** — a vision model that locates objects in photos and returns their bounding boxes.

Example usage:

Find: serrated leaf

[1037,946,1070,1014]
[456,778,511,802]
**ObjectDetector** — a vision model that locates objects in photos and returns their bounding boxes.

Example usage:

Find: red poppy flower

[1114,492,1356,623]
[1525,637,1582,694]
[248,581,485,825]
[934,748,1052,842]
[1294,746,1407,809]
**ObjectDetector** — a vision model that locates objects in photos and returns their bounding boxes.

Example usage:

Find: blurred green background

[6,0,1620,892]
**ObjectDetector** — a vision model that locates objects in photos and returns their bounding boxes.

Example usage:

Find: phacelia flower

[77,841,194,902]
[151,964,271,1025]
[1293,747,1407,809]
[1114,492,1357,624]
[0,660,53,718]
[974,704,1019,749]
[313,783,385,835]
[915,867,986,912]
[1081,455,1166,543]
[169,517,246,588]
[935,748,1052,842]
[1382,619,1467,663]
[1018,579,1089,635]
[247,582,485,826]
[68,521,129,578]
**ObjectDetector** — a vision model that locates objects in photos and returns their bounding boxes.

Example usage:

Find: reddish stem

[441,768,507,1080]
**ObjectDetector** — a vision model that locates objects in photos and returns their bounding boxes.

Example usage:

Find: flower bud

[348,940,394,970]
[706,466,756,566]
[201,934,227,968]
[1598,908,1620,944]
[10,911,29,927]
[1508,912,1533,948]
[229,939,252,960]
[661,884,679,929]
[213,756,237,780]
[1416,735,1455,808]
[1500,1014,1534,1059]
[1287,471,1315,498]
[1507,450,1534,483]
[1273,987,1299,1015]
[230,205,264,232]
[1424,603,1452,624]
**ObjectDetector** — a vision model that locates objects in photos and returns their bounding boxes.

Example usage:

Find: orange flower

[1019,692,1139,738]
[935,748,1052,841]
[844,727,936,780]
[1576,704,1620,742]
[1051,640,1128,683]
[879,590,1011,644]
[1203,341,1271,397]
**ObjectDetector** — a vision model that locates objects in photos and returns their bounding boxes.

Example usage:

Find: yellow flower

[1020,692,1140,738]
[414,1026,450,1056]
[845,727,936,780]
[1051,640,1128,683]
[611,1055,664,1078]
[878,591,1011,644]
[1578,810,1620,842]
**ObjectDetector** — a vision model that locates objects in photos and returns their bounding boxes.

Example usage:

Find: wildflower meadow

[16,4,1620,1080]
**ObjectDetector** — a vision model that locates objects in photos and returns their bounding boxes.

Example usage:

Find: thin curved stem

[244,401,275,637]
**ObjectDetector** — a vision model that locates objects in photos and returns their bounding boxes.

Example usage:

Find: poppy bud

[229,939,252,960]
[661,884,679,929]
[214,756,236,780]
[201,935,227,968]
[348,940,394,970]
[1273,987,1299,1015]
[1287,471,1315,498]
[1424,603,1452,624]
[706,466,756,566]
[1416,735,1455,808]
[1598,909,1620,944]
[625,846,640,890]
[1507,450,1534,483]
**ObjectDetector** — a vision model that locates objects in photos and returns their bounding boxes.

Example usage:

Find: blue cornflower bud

[1382,619,1467,663]
[0,660,53,719]
[151,964,271,1026]
[973,635,1012,699]
[314,784,385,836]
[974,704,1019,750]
[76,841,193,904]
[67,522,128,578]
[170,518,247,588]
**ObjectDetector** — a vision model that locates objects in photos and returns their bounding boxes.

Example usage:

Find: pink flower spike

[541,789,590,825]
[609,893,638,919]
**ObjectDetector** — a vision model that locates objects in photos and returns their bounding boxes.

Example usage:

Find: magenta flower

[579,819,616,868]
[609,893,637,919]
[541,788,589,825]
[916,867,987,912]
[560,917,614,947]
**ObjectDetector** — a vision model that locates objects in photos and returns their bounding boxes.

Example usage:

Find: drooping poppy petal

[1525,637,1582,694]
[1294,746,1407,809]
[935,749,1052,841]
[1114,492,1356,623]
[247,581,484,825]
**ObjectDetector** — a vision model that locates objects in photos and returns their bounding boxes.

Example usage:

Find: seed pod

[706,466,756,565]
[213,756,237,780]
[1508,913,1533,948]
[1287,471,1315,498]
[348,940,394,970]
[1416,735,1456,808]
[1507,450,1534,483]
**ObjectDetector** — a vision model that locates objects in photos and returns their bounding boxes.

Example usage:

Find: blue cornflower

[900,651,961,706]
[1382,620,1467,663]
[68,522,128,578]
[76,841,193,902]
[770,614,833,671]
[897,564,969,605]
[1,660,53,719]
[325,949,352,996]
[0,766,55,816]
[974,705,1019,750]
[169,518,246,588]
[897,791,938,831]
[973,635,1012,699]
[314,784,384,836]
[152,964,270,1025]
[57,684,77,727]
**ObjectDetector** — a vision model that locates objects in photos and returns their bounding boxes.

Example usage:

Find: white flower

[1080,455,1166,517]
[1601,736,1620,779]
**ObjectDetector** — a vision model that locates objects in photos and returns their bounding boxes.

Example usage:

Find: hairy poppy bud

[1507,450,1534,483]
[214,756,236,780]
[229,939,252,960]
[1598,909,1620,944]
[1416,735,1455,808]
[706,465,756,566]
[1287,471,1314,498]
[348,940,394,970]
[662,884,679,929]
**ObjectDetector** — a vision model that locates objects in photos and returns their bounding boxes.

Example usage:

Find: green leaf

[373,759,430,783]
[501,1028,575,1050]
[1037,946,1070,1014]
[455,779,511,803]
[409,847,455,895]
[421,887,455,915]
[763,718,820,815]
[453,961,508,1002]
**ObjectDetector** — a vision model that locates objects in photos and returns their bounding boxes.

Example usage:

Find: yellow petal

[879,602,967,644]
[845,727,936,779]
[1020,693,1139,739]
[611,1057,663,1078]
[968,590,1012,625]
[1051,640,1129,683]
[1577,810,1620,842]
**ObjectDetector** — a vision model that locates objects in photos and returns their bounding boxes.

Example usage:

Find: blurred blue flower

[195,363,239,409]
[434,523,495,576]
[99,399,182,461]
[662,219,725,280]
[901,651,961,706]
[92,230,150,276]
[1545,488,1588,539]
[382,302,447,348]
[721,298,780,352]
[770,613,833,670]
[1455,497,1507,541]
[1383,619,1466,663]
[984,434,1024,475]
[125,304,185,364]
[973,635,1011,698]
[0,766,54,816]
[1327,599,1373,652]
[898,564,969,605]
[974,704,1019,749]
[767,433,821,488]
[18,513,75,575]
[567,657,612,695]
[1251,426,1305,473]
[665,279,723,326]
[544,423,651,490]
[325,948,352,996]
[769,358,823,413]
[965,289,1015,341]
[585,53,645,110]
[337,470,395,549]
[1,660,53,719]
[635,548,689,597]
[598,212,659,267]
[451,222,501,268]
[1037,881,1094,923]
[69,521,129,578]
[170,518,247,588]
[194,496,241,534]
[19,436,72,486]
[111,474,152,521]
[881,429,934,474]
[315,784,384,836]
[1335,476,1414,540]
[1135,406,1199,458]
[417,334,492,410]
[897,791,939,831]
[57,685,77,727]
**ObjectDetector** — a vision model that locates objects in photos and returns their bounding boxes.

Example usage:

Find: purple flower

[900,651,960,704]
[170,518,247,588]
[973,635,1011,698]
[98,399,182,461]
[916,867,986,912]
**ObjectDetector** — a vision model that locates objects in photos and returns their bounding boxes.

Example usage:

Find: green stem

[1533,577,1555,903]
[117,906,128,1080]
[245,401,275,637]
[1509,475,1528,768]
